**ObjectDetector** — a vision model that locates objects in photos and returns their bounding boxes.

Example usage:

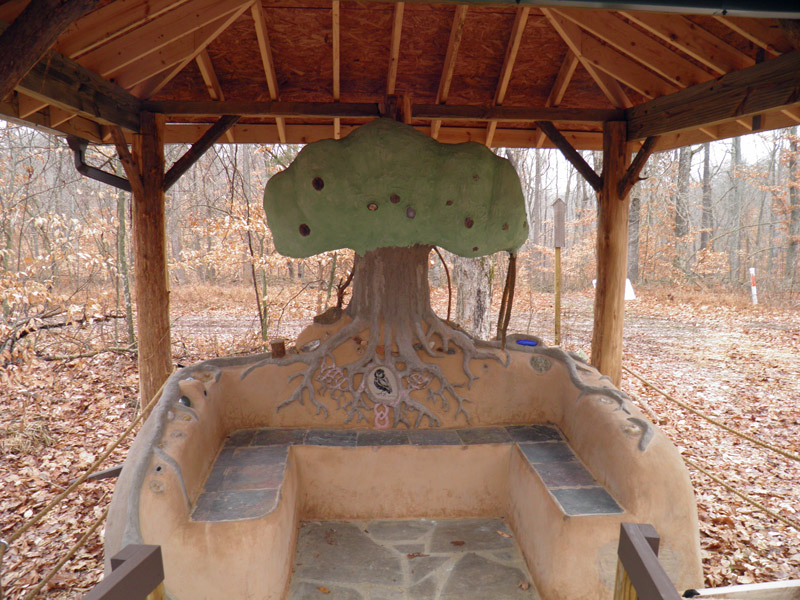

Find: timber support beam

[591,121,631,386]
[131,112,172,411]
[0,0,99,101]
[538,119,657,385]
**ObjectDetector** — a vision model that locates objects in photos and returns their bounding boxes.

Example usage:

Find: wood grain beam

[486,6,529,147]
[195,49,235,143]
[431,4,468,139]
[536,49,578,147]
[543,9,675,99]
[714,16,792,57]
[0,0,99,101]
[133,3,250,100]
[540,8,631,109]
[621,11,753,75]
[111,17,229,90]
[536,120,602,192]
[17,93,47,119]
[781,19,800,50]
[618,135,658,198]
[145,100,381,118]
[78,0,249,77]
[252,0,286,143]
[417,104,622,123]
[553,8,711,88]
[109,125,145,201]
[5,23,141,130]
[164,115,240,190]
[58,0,192,59]
[386,2,404,95]
[627,50,800,140]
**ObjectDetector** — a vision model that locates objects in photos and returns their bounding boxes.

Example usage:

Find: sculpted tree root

[243,246,511,428]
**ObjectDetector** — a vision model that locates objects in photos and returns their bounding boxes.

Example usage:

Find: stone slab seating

[192,426,622,523]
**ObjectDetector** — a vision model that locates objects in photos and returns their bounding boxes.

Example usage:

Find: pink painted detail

[374,404,390,429]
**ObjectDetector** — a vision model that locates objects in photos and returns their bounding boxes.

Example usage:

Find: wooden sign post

[553,198,565,346]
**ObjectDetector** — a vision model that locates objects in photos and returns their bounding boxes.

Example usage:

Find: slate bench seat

[191,425,623,523]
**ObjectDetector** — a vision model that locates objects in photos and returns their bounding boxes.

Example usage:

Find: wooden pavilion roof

[1,0,799,151]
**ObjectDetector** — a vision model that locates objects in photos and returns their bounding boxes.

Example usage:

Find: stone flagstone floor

[287,518,538,600]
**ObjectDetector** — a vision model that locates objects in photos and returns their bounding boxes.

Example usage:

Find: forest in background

[0,121,799,596]
[1,122,798,363]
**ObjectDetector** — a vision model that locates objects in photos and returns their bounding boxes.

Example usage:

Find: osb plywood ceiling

[1,0,799,150]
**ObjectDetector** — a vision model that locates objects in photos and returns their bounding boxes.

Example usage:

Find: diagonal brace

[164,115,240,190]
[618,136,659,198]
[535,120,602,192]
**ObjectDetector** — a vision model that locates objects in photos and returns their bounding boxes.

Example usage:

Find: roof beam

[58,0,192,59]
[0,0,99,101]
[6,25,141,130]
[620,11,753,75]
[144,100,381,118]
[145,100,621,123]
[111,17,230,90]
[536,49,578,147]
[540,8,631,108]
[714,16,792,56]
[133,3,251,99]
[417,104,622,122]
[627,50,800,140]
[386,2,404,95]
[542,9,675,99]
[431,4,468,139]
[195,49,235,143]
[486,6,529,147]
[252,0,286,143]
[78,0,250,77]
[552,8,712,88]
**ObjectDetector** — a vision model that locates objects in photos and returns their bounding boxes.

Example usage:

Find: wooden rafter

[0,0,99,101]
[109,125,145,201]
[78,0,249,77]
[620,11,753,75]
[252,0,286,144]
[48,105,75,128]
[417,104,621,122]
[112,17,229,90]
[535,49,578,148]
[543,9,675,99]
[9,32,141,130]
[485,6,529,147]
[431,4,468,139]
[627,50,800,140]
[539,8,631,109]
[714,16,792,57]
[332,0,341,139]
[133,3,251,100]
[782,19,800,50]
[17,93,47,119]
[553,8,711,88]
[58,0,193,59]
[386,2,404,95]
[196,49,235,143]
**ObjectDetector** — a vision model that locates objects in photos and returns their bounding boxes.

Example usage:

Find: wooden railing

[614,523,681,600]
[83,545,165,600]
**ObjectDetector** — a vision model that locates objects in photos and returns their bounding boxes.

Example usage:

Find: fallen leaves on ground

[1,284,798,597]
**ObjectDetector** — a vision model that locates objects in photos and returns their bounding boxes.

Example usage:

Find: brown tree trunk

[700,142,713,251]
[453,255,492,339]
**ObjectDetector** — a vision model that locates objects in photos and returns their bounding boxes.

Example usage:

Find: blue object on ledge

[516,339,538,347]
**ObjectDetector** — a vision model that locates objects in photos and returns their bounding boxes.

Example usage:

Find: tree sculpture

[251,119,528,428]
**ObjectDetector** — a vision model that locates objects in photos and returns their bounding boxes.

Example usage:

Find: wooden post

[553,198,565,346]
[591,121,630,386]
[132,112,172,413]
